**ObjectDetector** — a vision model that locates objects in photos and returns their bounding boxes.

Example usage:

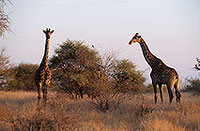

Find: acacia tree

[49,39,100,99]
[0,0,11,37]
[88,53,145,112]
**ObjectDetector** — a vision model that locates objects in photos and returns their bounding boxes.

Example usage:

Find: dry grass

[141,117,185,131]
[0,91,36,110]
[0,91,199,131]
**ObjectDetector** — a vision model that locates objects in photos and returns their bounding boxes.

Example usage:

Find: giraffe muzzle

[128,40,133,45]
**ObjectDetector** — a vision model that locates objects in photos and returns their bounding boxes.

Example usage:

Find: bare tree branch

[0,0,12,37]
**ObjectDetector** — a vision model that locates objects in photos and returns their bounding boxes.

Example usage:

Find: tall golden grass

[0,91,199,130]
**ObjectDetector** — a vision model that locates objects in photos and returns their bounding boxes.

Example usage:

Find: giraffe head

[128,33,142,45]
[43,28,54,39]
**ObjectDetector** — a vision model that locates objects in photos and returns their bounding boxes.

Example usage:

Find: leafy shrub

[183,78,200,95]
[113,59,145,92]
[49,39,100,99]
[8,63,38,91]
[88,52,145,112]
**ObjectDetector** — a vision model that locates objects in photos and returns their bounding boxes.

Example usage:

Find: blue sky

[0,0,200,84]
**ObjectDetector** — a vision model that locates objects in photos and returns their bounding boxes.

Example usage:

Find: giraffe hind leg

[167,83,174,104]
[175,91,181,103]
[37,83,42,105]
[174,82,181,103]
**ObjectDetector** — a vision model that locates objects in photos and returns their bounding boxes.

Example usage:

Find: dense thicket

[8,63,38,91]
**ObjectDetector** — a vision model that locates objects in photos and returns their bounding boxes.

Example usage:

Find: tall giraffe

[128,33,181,104]
[35,28,54,105]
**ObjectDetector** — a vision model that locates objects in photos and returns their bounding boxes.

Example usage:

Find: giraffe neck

[139,38,158,68]
[41,38,50,67]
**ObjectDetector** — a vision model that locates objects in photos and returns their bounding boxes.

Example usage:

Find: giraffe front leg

[159,84,164,102]
[44,85,48,105]
[43,83,50,105]
[42,86,47,105]
[37,83,42,105]
[152,83,158,104]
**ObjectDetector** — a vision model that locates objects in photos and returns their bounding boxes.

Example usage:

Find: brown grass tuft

[141,117,185,131]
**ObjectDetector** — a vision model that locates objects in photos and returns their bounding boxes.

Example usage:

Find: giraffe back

[150,60,178,85]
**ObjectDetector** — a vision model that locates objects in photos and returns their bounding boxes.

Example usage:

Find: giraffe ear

[43,30,46,33]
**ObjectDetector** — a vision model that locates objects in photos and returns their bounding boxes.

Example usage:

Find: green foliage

[88,58,145,112]
[8,63,38,91]
[49,39,100,99]
[183,78,200,94]
[85,52,135,112]
[113,59,145,92]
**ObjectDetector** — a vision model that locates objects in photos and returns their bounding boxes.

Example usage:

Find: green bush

[8,63,38,91]
[183,78,200,94]
[49,39,100,99]
[113,59,145,92]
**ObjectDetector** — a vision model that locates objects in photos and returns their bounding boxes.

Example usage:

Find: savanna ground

[0,91,199,131]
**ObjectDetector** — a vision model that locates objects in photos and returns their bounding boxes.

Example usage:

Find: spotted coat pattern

[35,28,54,105]
[129,33,181,104]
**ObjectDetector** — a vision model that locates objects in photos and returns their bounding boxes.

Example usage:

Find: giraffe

[128,33,181,104]
[35,28,54,105]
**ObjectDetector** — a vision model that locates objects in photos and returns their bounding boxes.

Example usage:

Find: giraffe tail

[175,75,181,102]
